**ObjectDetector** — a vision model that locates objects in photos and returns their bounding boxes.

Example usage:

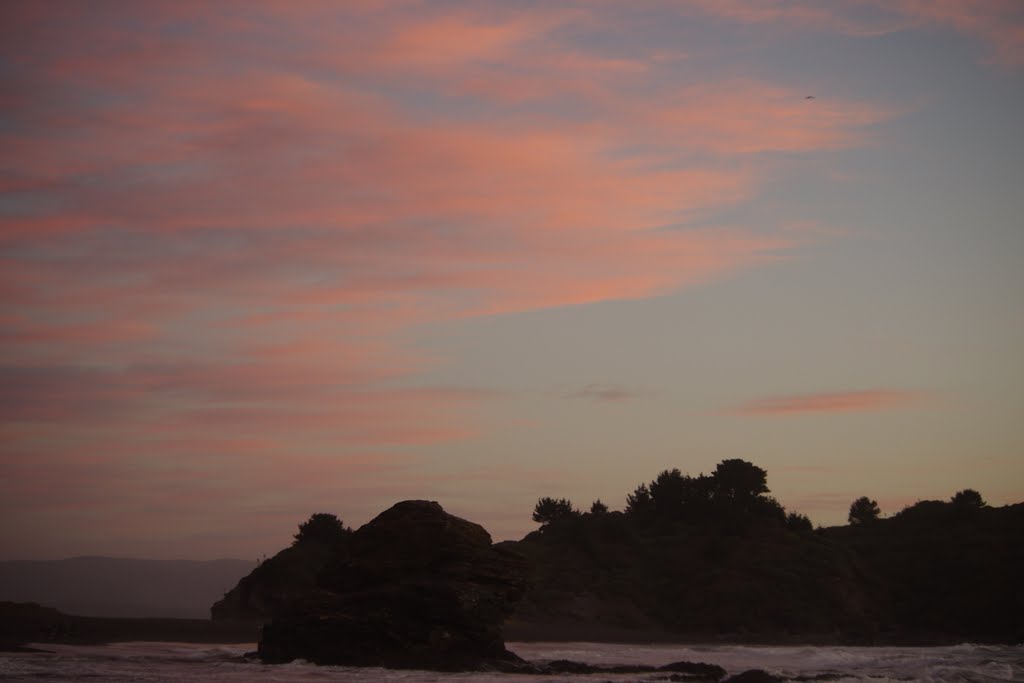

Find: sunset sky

[2,1,1022,560]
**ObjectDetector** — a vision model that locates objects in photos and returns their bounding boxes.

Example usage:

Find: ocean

[2,641,1021,682]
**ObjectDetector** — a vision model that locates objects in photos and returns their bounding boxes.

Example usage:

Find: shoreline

[3,608,1018,652]
[0,607,262,651]
[503,620,1021,648]
[6,618,1015,651]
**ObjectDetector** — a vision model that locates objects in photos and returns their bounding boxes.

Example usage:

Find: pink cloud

[733,390,928,416]
[0,2,893,392]
[381,14,544,68]
[0,3,910,557]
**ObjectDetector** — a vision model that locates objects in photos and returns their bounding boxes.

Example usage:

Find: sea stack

[257,500,527,670]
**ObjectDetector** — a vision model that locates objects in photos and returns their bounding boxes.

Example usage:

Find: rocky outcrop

[506,659,727,678]
[211,540,343,621]
[0,602,66,651]
[257,500,527,670]
[722,671,783,683]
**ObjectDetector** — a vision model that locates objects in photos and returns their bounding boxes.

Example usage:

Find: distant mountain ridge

[0,556,254,618]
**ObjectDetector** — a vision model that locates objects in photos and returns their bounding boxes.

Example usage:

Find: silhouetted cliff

[503,510,880,642]
[214,481,1022,646]
[820,500,1024,642]
[503,501,1023,643]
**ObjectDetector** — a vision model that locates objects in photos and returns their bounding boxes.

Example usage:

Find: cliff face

[256,500,527,669]
[820,501,1024,642]
[504,511,880,641]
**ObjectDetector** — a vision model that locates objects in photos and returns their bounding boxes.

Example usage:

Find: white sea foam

[1,641,1021,682]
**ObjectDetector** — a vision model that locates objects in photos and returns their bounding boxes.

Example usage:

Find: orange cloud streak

[734,390,928,416]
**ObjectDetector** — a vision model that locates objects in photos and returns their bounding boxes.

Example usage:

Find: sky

[1,1,1023,561]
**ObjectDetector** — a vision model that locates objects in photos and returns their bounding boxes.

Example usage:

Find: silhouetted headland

[214,459,1022,665]
[6,459,1021,671]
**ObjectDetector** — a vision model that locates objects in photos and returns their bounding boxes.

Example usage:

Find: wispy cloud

[732,390,928,416]
[566,384,644,403]
[0,2,934,555]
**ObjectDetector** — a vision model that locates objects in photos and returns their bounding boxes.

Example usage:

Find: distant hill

[0,557,254,618]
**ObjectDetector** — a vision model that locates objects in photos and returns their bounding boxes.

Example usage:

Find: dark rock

[490,657,724,679]
[258,500,527,670]
[0,602,71,649]
[212,537,346,621]
[723,670,784,683]
[661,660,728,679]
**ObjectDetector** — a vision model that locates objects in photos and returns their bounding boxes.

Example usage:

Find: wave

[2,642,1021,682]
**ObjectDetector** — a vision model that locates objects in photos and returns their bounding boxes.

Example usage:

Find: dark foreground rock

[257,500,528,669]
[722,671,783,683]
[493,658,726,679]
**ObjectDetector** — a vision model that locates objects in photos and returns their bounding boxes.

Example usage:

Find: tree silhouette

[712,459,769,501]
[293,512,350,545]
[649,468,687,517]
[625,483,652,515]
[590,499,609,514]
[951,489,986,508]
[626,460,790,523]
[646,469,715,519]
[533,497,577,525]
[786,511,813,532]
[848,496,881,525]
[749,495,787,521]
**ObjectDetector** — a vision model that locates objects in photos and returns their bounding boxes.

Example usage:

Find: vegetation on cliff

[210,514,353,621]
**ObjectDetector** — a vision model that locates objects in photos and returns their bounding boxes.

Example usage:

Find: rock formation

[211,539,343,621]
[257,500,527,670]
